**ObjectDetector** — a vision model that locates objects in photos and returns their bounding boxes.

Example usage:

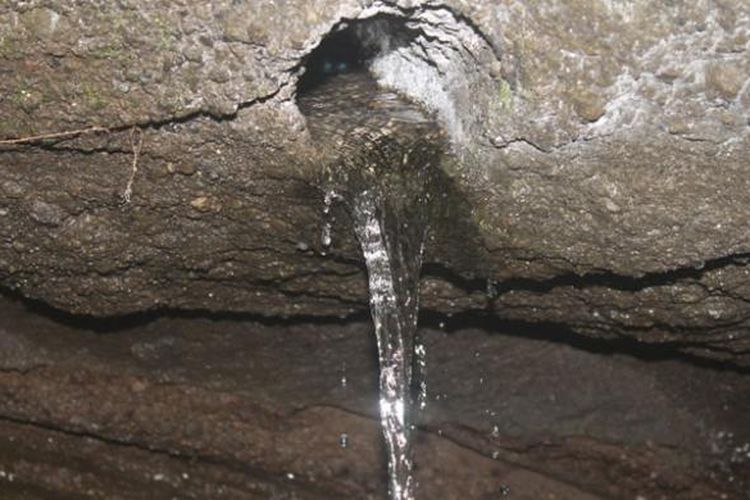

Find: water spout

[352,190,422,499]
[300,64,444,499]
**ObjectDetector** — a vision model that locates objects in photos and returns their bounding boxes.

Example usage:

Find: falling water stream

[351,189,424,500]
[324,173,434,500]
[301,71,444,499]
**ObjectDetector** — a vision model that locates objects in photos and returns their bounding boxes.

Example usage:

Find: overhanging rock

[1,1,749,365]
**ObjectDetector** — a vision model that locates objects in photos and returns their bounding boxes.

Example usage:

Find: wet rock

[572,91,607,123]
[20,8,62,40]
[706,62,746,101]
[28,199,66,227]
[0,1,749,367]
[0,295,746,498]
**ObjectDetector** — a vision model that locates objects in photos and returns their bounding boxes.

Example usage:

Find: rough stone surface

[1,0,750,365]
[0,296,747,499]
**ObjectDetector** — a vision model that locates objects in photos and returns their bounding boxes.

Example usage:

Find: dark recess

[2,286,747,374]
[297,25,370,94]
[296,15,415,95]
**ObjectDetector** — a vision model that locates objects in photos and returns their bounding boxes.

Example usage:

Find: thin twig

[0,126,109,145]
[121,127,143,204]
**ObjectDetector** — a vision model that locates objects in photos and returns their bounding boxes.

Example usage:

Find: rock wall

[1,0,749,364]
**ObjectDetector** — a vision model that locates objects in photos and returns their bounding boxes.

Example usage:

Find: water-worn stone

[0,296,747,499]
[1,1,750,365]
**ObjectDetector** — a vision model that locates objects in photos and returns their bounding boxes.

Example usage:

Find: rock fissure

[0,365,49,376]
[0,412,323,491]
[0,413,194,462]
[0,81,287,152]
[420,250,750,301]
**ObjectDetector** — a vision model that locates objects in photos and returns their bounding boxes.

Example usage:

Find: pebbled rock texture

[1,1,750,365]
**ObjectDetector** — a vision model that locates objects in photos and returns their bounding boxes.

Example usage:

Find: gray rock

[28,199,66,227]
[0,0,749,365]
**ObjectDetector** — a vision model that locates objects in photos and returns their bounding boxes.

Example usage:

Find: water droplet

[339,433,349,448]
[321,225,332,249]
[499,484,511,496]
[486,279,498,298]
[492,451,500,460]
[286,472,295,480]
[321,190,342,249]
[340,361,348,388]
[415,340,428,410]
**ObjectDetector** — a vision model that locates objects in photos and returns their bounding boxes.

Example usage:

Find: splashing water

[414,337,428,411]
[321,189,342,251]
[340,361,348,389]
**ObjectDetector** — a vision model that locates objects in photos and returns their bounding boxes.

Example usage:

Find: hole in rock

[296,18,453,500]
[297,15,416,96]
[295,7,499,146]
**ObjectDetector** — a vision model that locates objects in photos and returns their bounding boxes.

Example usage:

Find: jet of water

[352,191,423,499]
[300,70,444,499]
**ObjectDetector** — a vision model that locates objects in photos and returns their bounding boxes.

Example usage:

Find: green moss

[0,36,10,59]
[0,114,35,138]
[497,79,513,107]
[9,88,26,107]
[152,15,179,51]
[90,42,124,60]
[79,82,107,111]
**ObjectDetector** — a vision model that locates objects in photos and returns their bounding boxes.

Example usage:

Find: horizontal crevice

[0,413,200,463]
[0,285,370,334]
[424,250,750,298]
[0,414,329,495]
[417,310,750,374]
[2,283,747,373]
[0,83,287,153]
[0,365,49,376]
